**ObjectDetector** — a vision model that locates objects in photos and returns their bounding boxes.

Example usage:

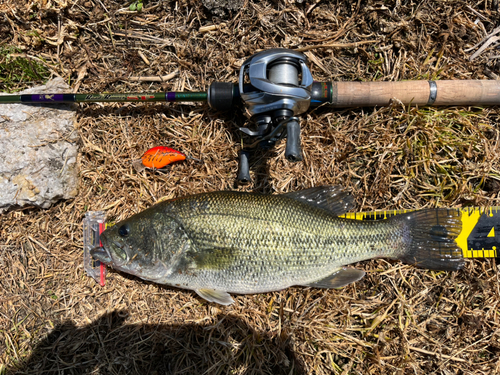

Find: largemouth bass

[91,186,464,305]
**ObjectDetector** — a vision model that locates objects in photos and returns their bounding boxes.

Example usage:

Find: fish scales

[118,192,407,290]
[93,187,464,305]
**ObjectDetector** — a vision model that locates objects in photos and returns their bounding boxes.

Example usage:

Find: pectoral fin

[300,268,365,289]
[195,288,234,305]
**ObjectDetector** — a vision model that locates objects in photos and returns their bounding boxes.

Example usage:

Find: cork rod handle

[328,80,500,107]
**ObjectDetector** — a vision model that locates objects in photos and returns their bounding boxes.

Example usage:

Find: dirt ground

[1,0,500,374]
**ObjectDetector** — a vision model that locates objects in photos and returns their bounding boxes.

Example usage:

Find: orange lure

[133,146,198,172]
[140,146,186,169]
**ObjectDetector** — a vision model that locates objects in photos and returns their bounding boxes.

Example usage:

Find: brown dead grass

[1,0,500,374]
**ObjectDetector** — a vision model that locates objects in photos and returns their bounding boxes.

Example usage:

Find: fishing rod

[2,49,500,183]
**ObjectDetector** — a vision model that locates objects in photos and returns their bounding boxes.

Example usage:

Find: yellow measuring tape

[340,207,500,259]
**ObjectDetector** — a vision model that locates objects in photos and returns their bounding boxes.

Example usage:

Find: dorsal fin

[284,186,355,216]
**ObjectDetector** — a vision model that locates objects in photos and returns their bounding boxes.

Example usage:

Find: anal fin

[300,268,365,289]
[195,288,234,305]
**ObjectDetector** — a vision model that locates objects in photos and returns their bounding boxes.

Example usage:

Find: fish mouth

[90,245,112,264]
[91,232,115,265]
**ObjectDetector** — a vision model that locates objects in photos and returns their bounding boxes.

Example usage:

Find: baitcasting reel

[208,49,314,183]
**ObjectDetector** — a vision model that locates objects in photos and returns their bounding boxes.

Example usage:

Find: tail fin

[397,209,464,271]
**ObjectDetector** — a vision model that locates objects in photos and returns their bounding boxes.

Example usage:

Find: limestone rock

[0,78,79,212]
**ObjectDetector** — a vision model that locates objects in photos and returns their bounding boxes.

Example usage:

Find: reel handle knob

[285,119,302,162]
[237,150,252,183]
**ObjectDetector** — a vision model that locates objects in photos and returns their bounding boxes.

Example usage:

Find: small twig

[466,5,489,21]
[336,332,374,348]
[94,0,109,13]
[409,346,467,363]
[306,0,322,15]
[127,71,178,82]
[137,50,150,65]
[199,23,227,33]
[73,63,88,93]
[27,236,66,263]
[469,35,500,61]
[464,26,500,52]
[111,30,171,44]
[102,198,125,211]
[107,21,116,50]
[437,332,494,369]
[57,15,61,60]
[295,40,379,52]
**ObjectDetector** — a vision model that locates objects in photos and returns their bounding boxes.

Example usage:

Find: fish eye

[118,224,130,237]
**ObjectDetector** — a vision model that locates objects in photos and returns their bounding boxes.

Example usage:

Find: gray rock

[202,0,245,16]
[0,78,79,212]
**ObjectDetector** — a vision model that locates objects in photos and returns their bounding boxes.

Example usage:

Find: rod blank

[0,92,208,104]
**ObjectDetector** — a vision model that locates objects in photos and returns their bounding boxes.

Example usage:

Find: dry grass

[1,0,500,374]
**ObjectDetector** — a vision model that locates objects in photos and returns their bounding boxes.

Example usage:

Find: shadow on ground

[5,310,305,375]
